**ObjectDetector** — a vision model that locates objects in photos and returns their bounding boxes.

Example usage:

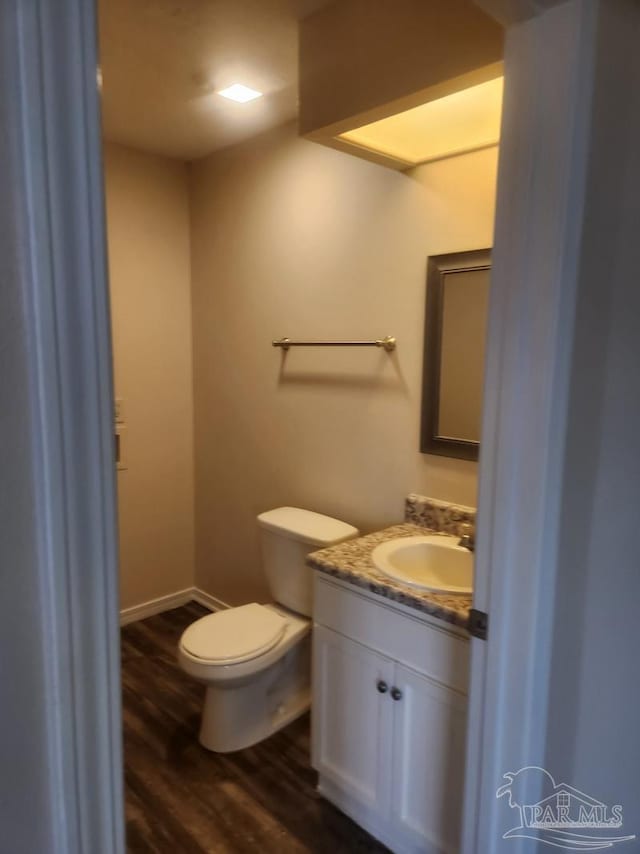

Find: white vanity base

[318,775,419,854]
[312,575,470,854]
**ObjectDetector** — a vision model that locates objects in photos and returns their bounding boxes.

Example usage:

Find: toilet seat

[180,603,289,665]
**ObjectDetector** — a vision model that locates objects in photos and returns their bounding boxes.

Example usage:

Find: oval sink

[371,535,473,594]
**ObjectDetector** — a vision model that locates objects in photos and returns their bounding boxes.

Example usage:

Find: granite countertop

[308,523,472,630]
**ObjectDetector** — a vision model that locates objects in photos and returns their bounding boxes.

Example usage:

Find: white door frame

[1,1,124,852]
[1,0,630,851]
[465,0,639,850]
[463,0,597,845]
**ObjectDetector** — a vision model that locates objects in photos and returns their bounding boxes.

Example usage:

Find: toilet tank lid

[257,507,359,547]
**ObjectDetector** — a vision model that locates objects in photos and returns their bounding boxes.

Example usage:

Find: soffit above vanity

[299,0,504,170]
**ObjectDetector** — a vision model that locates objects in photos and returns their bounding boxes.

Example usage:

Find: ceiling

[98,0,329,161]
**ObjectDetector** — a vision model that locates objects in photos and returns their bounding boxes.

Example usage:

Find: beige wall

[104,142,194,609]
[189,123,497,605]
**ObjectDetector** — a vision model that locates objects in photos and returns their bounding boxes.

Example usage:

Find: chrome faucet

[458,522,475,552]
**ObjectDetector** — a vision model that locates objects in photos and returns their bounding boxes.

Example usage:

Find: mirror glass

[421,249,491,460]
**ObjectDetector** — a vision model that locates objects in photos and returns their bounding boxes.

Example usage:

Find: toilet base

[198,635,311,753]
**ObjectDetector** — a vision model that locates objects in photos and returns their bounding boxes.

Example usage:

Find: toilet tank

[257,507,359,617]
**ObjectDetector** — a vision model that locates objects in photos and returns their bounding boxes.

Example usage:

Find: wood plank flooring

[121,602,389,853]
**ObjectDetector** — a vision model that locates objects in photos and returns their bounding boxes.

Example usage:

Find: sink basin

[371,535,473,594]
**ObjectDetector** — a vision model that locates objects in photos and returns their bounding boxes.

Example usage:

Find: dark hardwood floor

[121,603,389,853]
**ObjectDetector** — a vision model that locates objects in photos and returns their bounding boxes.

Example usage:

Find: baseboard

[191,587,231,612]
[119,586,230,626]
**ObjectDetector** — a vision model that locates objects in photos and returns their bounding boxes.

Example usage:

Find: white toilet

[178,507,358,753]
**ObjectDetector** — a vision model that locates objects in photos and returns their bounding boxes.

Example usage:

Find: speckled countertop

[308,523,472,630]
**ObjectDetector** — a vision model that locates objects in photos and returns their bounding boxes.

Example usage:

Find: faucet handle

[458,522,475,551]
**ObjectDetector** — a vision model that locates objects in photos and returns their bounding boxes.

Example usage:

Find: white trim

[119,589,195,625]
[462,1,602,850]
[4,1,124,851]
[191,587,232,613]
[119,588,231,625]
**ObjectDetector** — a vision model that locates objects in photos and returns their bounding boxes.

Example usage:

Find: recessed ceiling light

[217,83,263,103]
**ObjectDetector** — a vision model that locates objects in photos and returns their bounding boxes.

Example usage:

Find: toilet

[178,507,358,753]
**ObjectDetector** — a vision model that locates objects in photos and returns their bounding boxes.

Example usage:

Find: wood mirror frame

[420,248,492,461]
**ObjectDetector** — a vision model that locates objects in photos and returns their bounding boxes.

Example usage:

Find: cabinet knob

[391,686,403,701]
[376,680,388,694]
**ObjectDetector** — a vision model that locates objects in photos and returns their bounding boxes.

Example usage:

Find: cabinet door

[312,625,394,814]
[391,665,467,853]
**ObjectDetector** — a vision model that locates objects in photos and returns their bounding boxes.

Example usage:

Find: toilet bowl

[178,602,312,752]
[178,507,358,753]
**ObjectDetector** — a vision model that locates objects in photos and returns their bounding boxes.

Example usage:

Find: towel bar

[272,336,396,352]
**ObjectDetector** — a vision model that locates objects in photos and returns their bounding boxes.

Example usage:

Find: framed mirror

[420,248,491,461]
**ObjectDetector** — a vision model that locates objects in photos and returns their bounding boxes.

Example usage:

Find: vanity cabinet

[389,663,467,852]
[312,575,470,854]
[313,626,395,816]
